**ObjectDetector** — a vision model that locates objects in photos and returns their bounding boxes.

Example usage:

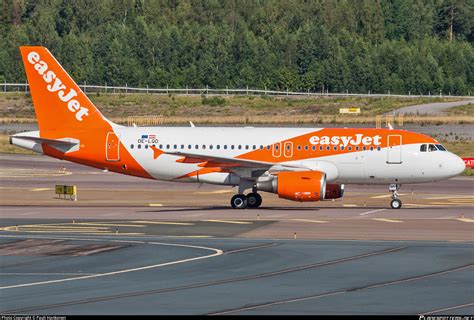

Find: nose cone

[450,154,466,176]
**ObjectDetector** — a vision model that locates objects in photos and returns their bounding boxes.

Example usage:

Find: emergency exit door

[387,135,402,164]
[106,132,120,161]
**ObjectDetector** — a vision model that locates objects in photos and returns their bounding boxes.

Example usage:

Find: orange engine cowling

[274,171,327,202]
[324,184,345,199]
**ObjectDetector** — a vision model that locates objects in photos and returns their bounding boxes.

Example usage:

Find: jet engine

[324,184,345,199]
[257,171,326,202]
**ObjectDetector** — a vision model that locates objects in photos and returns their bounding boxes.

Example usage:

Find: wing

[149,146,332,180]
[167,150,275,169]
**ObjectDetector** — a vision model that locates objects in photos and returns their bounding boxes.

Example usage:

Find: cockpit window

[420,144,427,152]
[428,144,437,152]
[436,144,447,151]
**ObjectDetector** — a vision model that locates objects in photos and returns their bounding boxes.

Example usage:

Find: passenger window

[362,146,366,151]
[188,145,192,149]
[428,144,437,152]
[210,145,213,149]
[355,146,359,151]
[253,145,256,150]
[216,145,220,149]
[166,144,170,149]
[260,145,264,150]
[312,146,316,151]
[305,146,309,151]
[195,145,199,149]
[202,145,206,149]
[297,146,301,150]
[334,146,337,151]
[326,146,330,151]
[138,144,141,149]
[245,145,249,150]
[348,146,352,151]
[275,145,279,150]
[130,144,134,149]
[159,144,163,149]
[181,144,184,149]
[341,146,345,151]
[319,146,323,151]
[420,144,427,152]
[377,146,381,151]
[145,145,149,149]
[224,145,227,149]
[266,145,271,150]
[370,146,374,151]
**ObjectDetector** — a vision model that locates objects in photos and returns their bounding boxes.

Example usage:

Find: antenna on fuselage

[189,121,196,127]
[387,123,394,130]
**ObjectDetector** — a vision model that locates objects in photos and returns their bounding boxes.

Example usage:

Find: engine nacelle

[324,184,345,199]
[257,171,326,202]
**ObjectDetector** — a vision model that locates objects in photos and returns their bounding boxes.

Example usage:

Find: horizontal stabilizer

[11,134,79,153]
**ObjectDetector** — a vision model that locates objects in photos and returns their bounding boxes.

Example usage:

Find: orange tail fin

[20,46,109,133]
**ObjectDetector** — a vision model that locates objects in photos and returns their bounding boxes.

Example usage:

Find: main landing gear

[231,185,263,209]
[389,184,402,209]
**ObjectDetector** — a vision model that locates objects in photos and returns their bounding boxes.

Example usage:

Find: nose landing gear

[389,184,402,209]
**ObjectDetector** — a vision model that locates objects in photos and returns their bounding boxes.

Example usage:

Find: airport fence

[2,82,472,99]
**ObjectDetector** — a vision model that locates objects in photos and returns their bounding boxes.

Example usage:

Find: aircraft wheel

[390,199,402,209]
[231,194,248,209]
[246,193,262,208]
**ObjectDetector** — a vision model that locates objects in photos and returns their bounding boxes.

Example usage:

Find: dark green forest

[1,0,473,94]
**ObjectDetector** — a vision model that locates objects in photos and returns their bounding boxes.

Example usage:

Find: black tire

[390,199,402,209]
[231,194,248,209]
[246,193,262,208]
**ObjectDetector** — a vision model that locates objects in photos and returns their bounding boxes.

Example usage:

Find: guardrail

[2,82,472,99]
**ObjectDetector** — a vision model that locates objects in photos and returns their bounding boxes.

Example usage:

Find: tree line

[1,0,473,95]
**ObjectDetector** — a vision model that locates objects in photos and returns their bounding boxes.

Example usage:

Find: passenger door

[387,135,402,164]
[106,132,120,162]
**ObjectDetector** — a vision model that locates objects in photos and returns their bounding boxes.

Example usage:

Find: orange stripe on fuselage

[237,128,436,163]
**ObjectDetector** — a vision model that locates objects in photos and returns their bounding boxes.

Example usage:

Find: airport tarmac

[0,154,473,314]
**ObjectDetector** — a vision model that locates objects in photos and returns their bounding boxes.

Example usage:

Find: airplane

[10,46,466,209]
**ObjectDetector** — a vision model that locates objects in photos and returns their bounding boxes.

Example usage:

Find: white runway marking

[204,220,252,225]
[372,218,403,223]
[0,234,223,290]
[291,219,328,224]
[132,221,194,226]
[0,273,97,276]
[423,302,474,315]
[371,194,406,199]
[359,209,386,216]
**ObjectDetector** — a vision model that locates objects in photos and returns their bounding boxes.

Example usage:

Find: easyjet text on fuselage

[309,134,382,147]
